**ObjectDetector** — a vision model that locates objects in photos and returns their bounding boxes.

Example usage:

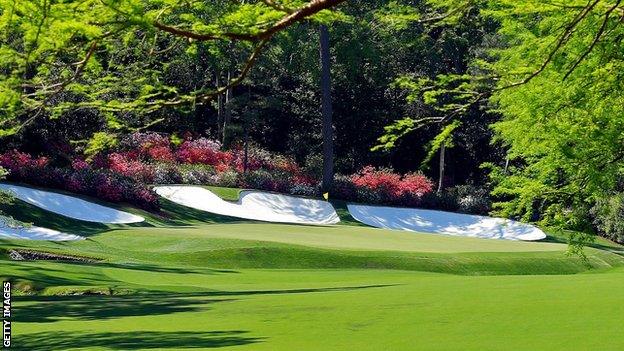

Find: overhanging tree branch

[153,0,346,42]
[563,0,622,80]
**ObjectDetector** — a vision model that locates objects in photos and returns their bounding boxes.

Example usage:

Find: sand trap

[154,186,340,225]
[347,204,546,241]
[0,219,83,241]
[0,183,144,224]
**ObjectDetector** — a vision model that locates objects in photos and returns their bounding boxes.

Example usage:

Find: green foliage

[0,0,346,137]
[0,166,12,218]
[421,120,459,169]
[485,0,624,230]
[591,193,624,243]
[374,1,422,30]
[84,132,119,158]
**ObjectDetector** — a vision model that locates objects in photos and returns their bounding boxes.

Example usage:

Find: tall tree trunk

[216,73,224,137]
[319,24,334,193]
[503,154,510,175]
[222,70,233,143]
[243,121,249,174]
[437,143,446,193]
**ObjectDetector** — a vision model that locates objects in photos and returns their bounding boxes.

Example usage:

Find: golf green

[1,186,623,350]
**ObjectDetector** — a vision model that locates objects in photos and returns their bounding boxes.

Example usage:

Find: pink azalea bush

[176,138,232,166]
[108,152,155,183]
[351,166,434,198]
[0,150,159,210]
[0,133,438,211]
[0,150,49,177]
[331,166,434,205]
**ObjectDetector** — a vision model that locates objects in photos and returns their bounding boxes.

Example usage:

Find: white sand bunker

[0,218,83,241]
[347,204,546,241]
[154,186,340,225]
[0,183,144,224]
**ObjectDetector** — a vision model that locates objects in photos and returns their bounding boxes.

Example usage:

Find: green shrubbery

[591,193,624,243]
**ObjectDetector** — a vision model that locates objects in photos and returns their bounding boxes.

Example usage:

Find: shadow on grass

[329,199,366,227]
[2,263,108,287]
[13,285,397,323]
[13,295,233,323]
[98,262,241,275]
[14,330,264,350]
[0,200,112,236]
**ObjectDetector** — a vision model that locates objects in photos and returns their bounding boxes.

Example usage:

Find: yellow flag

[323,192,329,201]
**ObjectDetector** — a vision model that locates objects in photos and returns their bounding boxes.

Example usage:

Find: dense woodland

[1,0,623,244]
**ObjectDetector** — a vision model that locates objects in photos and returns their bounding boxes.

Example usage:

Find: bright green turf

[2,185,624,350]
[9,267,624,350]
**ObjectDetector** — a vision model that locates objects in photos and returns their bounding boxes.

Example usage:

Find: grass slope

[1,185,624,350]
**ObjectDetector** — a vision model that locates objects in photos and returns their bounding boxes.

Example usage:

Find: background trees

[485,0,624,235]
[1,0,623,241]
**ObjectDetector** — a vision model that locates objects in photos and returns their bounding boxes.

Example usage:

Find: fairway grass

[11,268,624,351]
[2,186,624,350]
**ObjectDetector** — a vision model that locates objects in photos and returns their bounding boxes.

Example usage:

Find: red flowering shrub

[332,166,435,205]
[350,166,434,200]
[399,173,435,197]
[108,152,154,183]
[176,138,233,166]
[147,145,175,162]
[351,166,403,197]
[0,150,49,175]
[0,150,159,210]
[0,136,441,212]
[121,132,175,163]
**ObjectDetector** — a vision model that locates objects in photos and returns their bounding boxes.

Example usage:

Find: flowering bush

[231,145,274,172]
[120,132,175,162]
[108,152,155,183]
[178,164,216,185]
[71,158,90,171]
[0,135,442,212]
[350,166,434,203]
[148,146,175,162]
[176,138,232,166]
[0,150,159,210]
[122,132,170,152]
[152,163,183,184]
[0,150,49,177]
[215,170,239,188]
[290,183,318,197]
